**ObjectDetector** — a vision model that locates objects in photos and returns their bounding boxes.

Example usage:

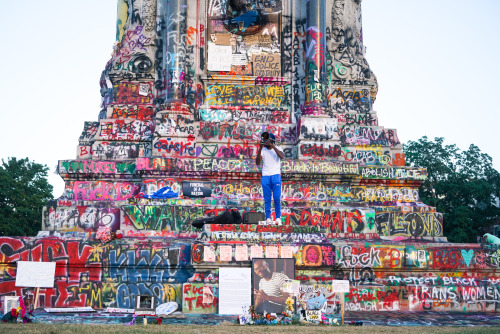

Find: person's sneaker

[275,217,282,225]
[266,218,273,225]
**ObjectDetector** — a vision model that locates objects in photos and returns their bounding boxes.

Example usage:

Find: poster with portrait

[252,258,295,314]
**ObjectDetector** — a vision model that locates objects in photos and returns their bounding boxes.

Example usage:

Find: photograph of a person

[135,295,155,311]
[252,258,295,314]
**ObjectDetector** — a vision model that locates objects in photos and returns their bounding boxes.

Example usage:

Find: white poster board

[207,43,232,71]
[331,280,350,293]
[219,267,252,315]
[15,261,56,288]
[3,296,19,315]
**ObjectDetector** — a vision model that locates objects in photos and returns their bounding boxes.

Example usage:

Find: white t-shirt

[261,146,283,176]
[259,272,289,298]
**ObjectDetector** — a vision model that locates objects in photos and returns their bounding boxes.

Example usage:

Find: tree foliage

[404,137,500,243]
[0,158,53,236]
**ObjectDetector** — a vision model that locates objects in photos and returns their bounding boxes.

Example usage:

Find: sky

[0,0,499,198]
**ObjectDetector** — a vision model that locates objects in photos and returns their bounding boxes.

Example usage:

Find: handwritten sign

[208,43,232,71]
[250,245,263,259]
[235,245,248,261]
[203,286,214,304]
[306,310,321,322]
[259,35,272,47]
[265,245,278,258]
[252,54,280,77]
[280,246,293,258]
[244,35,259,46]
[182,283,218,313]
[331,280,350,293]
[182,181,212,197]
[204,245,216,262]
[15,261,56,288]
[219,245,232,262]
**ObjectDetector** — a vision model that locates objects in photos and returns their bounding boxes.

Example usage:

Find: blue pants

[261,174,281,219]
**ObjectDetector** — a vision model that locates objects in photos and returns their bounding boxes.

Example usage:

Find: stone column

[304,0,327,115]
[159,0,187,102]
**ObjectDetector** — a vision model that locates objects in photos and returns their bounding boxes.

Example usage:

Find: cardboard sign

[252,54,280,77]
[15,261,56,288]
[331,280,350,293]
[208,43,232,71]
[259,35,272,47]
[215,33,232,45]
[244,35,260,46]
[182,181,212,198]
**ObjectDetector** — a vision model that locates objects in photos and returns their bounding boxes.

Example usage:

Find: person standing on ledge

[256,132,285,225]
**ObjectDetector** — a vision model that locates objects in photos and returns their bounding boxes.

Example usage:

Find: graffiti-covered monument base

[1,235,499,312]
[1,0,499,315]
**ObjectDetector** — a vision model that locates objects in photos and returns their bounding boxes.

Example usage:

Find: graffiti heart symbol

[461,249,474,268]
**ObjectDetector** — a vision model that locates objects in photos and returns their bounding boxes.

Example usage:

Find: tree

[0,158,53,236]
[404,137,500,243]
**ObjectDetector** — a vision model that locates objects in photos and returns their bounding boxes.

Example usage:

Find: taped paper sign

[232,54,247,66]
[208,43,232,71]
[204,245,216,262]
[282,280,301,296]
[331,280,350,293]
[203,286,214,304]
[250,245,263,259]
[418,250,426,262]
[265,245,278,258]
[252,54,280,77]
[15,261,56,288]
[235,245,248,261]
[139,83,149,96]
[219,245,232,262]
[280,246,293,258]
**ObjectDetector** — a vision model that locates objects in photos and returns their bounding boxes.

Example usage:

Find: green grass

[0,324,499,334]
